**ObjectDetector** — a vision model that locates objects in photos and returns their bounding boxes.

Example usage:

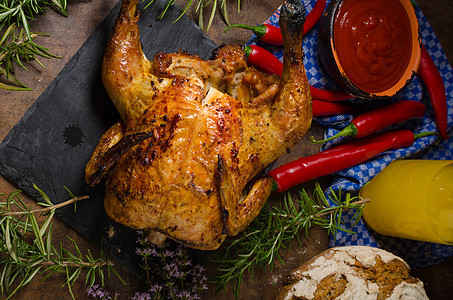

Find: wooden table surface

[0,0,452,299]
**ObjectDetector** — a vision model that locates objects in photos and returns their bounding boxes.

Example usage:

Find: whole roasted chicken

[85,0,312,250]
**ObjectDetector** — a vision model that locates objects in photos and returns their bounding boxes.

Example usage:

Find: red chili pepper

[244,45,283,76]
[302,0,327,36]
[244,44,353,101]
[312,99,358,117]
[418,45,449,139]
[311,100,426,143]
[310,86,353,102]
[225,23,283,45]
[225,0,327,45]
[269,129,437,192]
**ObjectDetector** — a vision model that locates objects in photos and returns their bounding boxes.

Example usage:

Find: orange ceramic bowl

[318,0,421,100]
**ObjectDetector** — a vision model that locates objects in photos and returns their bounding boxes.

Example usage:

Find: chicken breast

[85,0,312,250]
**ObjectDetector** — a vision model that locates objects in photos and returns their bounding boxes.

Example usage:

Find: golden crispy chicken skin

[85,0,312,250]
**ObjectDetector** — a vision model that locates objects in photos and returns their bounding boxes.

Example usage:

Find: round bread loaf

[277,246,428,300]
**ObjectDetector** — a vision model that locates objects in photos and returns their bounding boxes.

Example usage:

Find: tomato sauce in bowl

[318,0,421,99]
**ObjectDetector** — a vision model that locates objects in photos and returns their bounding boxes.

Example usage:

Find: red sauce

[333,0,412,93]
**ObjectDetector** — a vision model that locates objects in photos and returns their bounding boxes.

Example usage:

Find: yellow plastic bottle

[361,159,453,245]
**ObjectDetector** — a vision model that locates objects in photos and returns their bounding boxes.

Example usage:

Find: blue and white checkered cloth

[247,0,453,268]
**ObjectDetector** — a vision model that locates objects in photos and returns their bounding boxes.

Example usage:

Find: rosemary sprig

[0,0,68,38]
[145,0,238,31]
[0,27,49,91]
[0,0,67,91]
[0,184,123,300]
[212,182,368,298]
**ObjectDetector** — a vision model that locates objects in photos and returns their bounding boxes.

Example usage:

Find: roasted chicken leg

[85,0,312,250]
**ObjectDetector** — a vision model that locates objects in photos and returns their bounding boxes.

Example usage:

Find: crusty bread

[276,246,428,300]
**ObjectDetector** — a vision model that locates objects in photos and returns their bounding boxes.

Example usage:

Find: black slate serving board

[0,0,217,276]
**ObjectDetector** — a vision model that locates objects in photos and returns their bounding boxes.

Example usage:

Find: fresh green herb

[212,182,368,298]
[0,1,68,38]
[0,185,123,300]
[0,0,68,91]
[145,0,239,31]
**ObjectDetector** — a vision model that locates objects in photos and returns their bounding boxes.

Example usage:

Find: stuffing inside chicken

[85,0,312,250]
